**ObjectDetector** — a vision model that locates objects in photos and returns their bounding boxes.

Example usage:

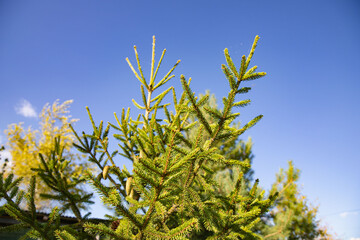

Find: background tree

[184,92,255,194]
[4,100,92,210]
[261,161,331,239]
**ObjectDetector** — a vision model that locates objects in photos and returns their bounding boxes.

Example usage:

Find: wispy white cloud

[350,238,360,240]
[15,99,37,118]
[340,211,359,218]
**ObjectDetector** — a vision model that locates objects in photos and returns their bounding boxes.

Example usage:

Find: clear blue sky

[0,0,359,238]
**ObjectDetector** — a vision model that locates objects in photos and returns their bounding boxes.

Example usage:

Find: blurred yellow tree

[5,100,90,210]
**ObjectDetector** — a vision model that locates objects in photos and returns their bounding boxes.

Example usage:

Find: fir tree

[67,35,274,239]
[0,35,318,239]
[261,161,331,239]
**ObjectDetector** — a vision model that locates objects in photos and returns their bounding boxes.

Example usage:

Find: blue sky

[0,0,359,238]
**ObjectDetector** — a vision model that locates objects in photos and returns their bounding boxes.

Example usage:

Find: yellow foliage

[5,100,90,209]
